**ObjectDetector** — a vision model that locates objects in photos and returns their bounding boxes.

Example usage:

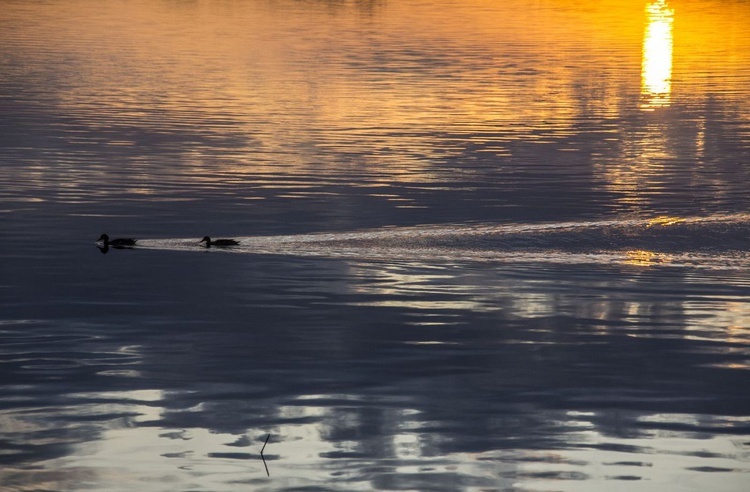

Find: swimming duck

[96,233,137,248]
[200,236,239,247]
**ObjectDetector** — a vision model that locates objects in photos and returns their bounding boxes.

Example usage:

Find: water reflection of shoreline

[641,0,674,109]
[3,255,748,490]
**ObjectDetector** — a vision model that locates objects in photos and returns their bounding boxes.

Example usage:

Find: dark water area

[1,0,750,490]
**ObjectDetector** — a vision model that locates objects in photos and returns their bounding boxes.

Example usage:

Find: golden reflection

[624,249,670,266]
[4,0,750,186]
[641,0,674,109]
[647,215,685,227]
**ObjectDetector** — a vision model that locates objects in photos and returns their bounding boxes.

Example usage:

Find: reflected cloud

[641,0,674,109]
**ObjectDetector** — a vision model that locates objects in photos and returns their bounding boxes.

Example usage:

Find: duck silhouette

[95,234,137,254]
[200,236,239,247]
[96,234,137,248]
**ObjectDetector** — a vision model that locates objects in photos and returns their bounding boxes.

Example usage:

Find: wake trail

[133,213,750,269]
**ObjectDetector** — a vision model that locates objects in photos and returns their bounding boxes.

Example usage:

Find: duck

[200,236,239,247]
[96,233,137,248]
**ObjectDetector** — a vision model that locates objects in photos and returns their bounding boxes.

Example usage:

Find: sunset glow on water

[1,1,749,490]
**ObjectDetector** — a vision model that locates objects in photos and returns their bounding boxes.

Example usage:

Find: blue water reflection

[1,0,749,490]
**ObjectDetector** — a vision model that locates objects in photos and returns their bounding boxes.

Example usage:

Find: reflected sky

[1,0,748,205]
[2,242,748,489]
[1,1,749,491]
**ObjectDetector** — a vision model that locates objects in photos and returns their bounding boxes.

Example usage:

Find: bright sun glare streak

[641,0,674,109]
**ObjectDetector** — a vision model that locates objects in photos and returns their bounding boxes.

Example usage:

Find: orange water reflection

[2,0,749,186]
[624,249,671,266]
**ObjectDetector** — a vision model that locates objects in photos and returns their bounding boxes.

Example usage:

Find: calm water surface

[1,0,749,490]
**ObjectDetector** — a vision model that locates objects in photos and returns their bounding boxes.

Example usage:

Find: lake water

[1,0,749,490]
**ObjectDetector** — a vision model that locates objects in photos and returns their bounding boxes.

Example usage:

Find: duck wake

[134,213,750,269]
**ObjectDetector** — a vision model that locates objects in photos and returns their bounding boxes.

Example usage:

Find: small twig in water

[261,433,270,477]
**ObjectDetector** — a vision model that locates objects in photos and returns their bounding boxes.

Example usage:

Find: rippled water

[1,0,749,490]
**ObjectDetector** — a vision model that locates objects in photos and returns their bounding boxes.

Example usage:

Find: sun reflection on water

[641,0,674,109]
[624,249,670,267]
[646,215,686,227]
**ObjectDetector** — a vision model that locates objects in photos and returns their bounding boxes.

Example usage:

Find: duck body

[200,236,239,247]
[97,233,137,248]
